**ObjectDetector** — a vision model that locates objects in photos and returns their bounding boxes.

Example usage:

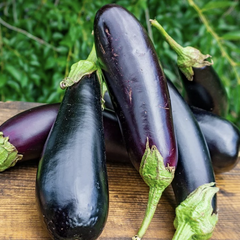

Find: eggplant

[150,20,228,117]
[179,67,228,117]
[0,103,59,171]
[191,106,240,173]
[94,4,177,239]
[35,73,108,240]
[168,80,218,240]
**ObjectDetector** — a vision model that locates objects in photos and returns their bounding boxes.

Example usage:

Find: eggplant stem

[132,138,175,239]
[172,222,193,240]
[134,187,164,239]
[59,44,99,89]
[149,19,183,56]
[150,19,213,81]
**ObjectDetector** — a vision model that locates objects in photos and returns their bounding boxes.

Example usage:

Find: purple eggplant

[151,20,228,117]
[94,4,177,239]
[0,103,59,171]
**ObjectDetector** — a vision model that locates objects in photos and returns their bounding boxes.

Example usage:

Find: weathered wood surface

[0,101,239,240]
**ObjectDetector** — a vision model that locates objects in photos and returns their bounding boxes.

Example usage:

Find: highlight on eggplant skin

[36,73,108,240]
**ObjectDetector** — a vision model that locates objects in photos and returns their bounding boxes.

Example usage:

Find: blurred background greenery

[1,0,240,126]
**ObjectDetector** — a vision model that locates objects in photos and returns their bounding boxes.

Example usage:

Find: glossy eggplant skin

[191,106,240,174]
[0,103,59,161]
[168,80,217,211]
[94,4,177,171]
[36,74,108,240]
[180,66,228,117]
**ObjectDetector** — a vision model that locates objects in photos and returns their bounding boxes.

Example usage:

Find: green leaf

[52,32,64,40]
[56,46,68,54]
[164,69,177,82]
[60,35,73,48]
[47,91,59,103]
[44,56,56,70]
[7,80,21,94]
[221,31,240,41]
[31,74,41,86]
[5,65,22,82]
[21,74,28,88]
[0,75,7,88]
[30,60,40,67]
[201,1,238,12]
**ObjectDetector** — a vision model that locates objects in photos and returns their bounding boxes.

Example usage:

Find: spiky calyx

[150,19,213,81]
[59,44,106,109]
[173,182,219,240]
[0,132,23,172]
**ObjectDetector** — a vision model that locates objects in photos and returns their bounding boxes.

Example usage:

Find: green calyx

[132,138,175,240]
[60,44,105,87]
[177,46,213,81]
[60,44,99,89]
[173,182,219,240]
[150,19,213,81]
[140,138,175,188]
[0,132,23,172]
[60,60,98,89]
[59,44,107,109]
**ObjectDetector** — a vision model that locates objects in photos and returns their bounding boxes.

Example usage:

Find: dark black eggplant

[35,73,108,240]
[94,4,177,239]
[179,66,228,117]
[168,80,218,240]
[151,20,228,117]
[0,103,59,171]
[191,106,240,173]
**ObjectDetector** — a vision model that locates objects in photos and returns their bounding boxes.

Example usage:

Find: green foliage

[0,0,239,126]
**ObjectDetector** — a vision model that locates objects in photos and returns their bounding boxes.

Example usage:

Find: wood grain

[0,101,239,240]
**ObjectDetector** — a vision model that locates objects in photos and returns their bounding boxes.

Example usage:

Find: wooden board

[0,101,239,240]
